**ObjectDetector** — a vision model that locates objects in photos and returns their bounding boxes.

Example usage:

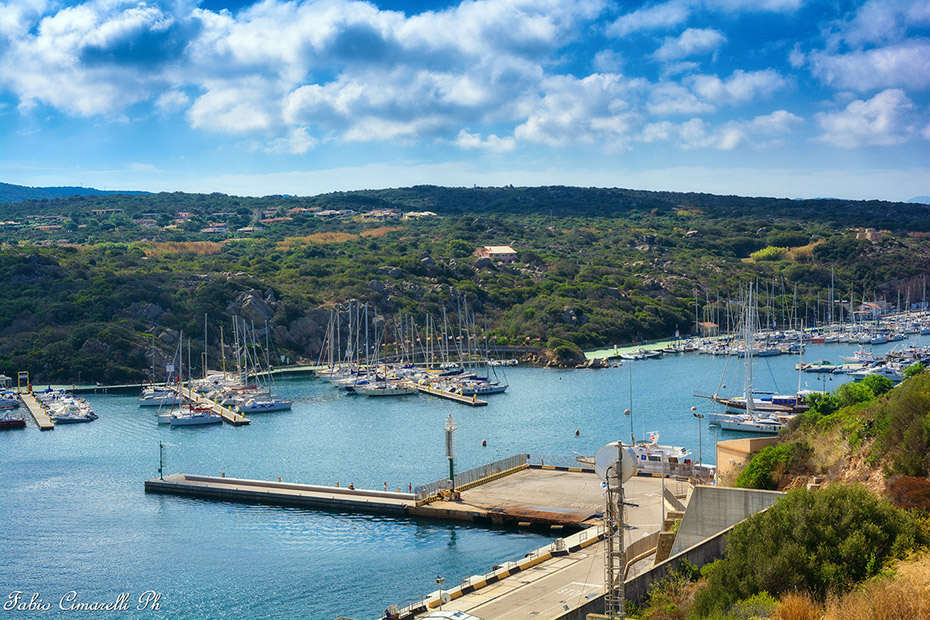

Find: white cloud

[155,90,190,115]
[187,83,275,133]
[638,109,801,149]
[454,129,516,151]
[704,0,801,13]
[828,0,930,48]
[255,127,318,154]
[648,82,714,115]
[593,49,624,72]
[607,0,801,38]
[686,69,787,104]
[607,0,691,37]
[653,28,725,62]
[815,89,919,148]
[810,40,930,92]
[514,73,640,147]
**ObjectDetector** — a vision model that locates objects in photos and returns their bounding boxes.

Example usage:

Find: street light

[436,576,445,610]
[691,407,704,478]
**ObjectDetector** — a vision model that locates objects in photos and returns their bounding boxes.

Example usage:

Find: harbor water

[1,338,922,618]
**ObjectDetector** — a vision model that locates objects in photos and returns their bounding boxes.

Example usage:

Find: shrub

[904,362,925,379]
[750,246,788,261]
[734,441,811,490]
[693,484,927,616]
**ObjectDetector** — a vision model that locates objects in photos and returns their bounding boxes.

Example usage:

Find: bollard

[221,472,225,478]
[335,482,339,488]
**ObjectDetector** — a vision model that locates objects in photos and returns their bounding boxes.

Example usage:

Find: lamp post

[436,576,445,610]
[691,407,704,478]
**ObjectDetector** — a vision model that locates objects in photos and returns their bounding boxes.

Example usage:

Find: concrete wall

[669,485,783,556]
[716,436,779,485]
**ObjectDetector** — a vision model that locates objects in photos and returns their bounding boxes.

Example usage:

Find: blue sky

[0,0,928,200]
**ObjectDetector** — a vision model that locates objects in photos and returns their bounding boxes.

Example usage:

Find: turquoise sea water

[1,338,921,618]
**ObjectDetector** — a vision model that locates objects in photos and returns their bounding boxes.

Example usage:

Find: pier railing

[527,453,594,470]
[414,453,528,501]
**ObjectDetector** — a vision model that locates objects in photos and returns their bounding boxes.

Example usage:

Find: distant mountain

[907,196,930,205]
[0,182,145,203]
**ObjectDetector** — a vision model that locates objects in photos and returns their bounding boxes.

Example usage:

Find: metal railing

[414,454,528,501]
[527,453,594,469]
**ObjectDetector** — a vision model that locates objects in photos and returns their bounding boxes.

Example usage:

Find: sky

[0,0,928,201]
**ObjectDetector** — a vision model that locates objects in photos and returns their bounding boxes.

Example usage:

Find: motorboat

[235,397,292,413]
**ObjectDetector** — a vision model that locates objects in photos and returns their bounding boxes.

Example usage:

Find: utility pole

[444,415,456,493]
[604,444,627,619]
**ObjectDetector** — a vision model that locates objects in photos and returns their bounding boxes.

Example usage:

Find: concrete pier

[145,474,414,515]
[19,392,54,430]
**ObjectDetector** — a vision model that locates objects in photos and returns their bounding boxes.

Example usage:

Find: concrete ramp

[669,485,784,556]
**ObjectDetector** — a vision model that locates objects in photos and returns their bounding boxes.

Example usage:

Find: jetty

[146,458,624,530]
[19,392,54,430]
[414,382,488,407]
[178,387,250,426]
[145,474,412,515]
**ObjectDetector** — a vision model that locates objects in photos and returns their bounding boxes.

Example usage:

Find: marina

[2,334,929,618]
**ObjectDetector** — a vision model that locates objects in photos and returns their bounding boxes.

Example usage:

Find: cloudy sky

[0,0,928,200]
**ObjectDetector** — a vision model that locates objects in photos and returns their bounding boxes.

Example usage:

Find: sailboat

[694,284,806,433]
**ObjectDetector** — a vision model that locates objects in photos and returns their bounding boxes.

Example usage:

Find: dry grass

[775,592,821,620]
[822,555,930,620]
[276,232,359,250]
[360,226,405,238]
[785,240,824,260]
[139,241,224,257]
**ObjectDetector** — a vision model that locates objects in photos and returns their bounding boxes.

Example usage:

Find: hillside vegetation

[1,185,929,382]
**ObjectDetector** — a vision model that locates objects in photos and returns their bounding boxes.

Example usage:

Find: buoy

[482,439,487,446]
[691,406,697,411]
[575,430,579,436]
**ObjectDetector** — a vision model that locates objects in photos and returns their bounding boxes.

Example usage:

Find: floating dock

[179,387,250,426]
[414,383,488,407]
[19,392,54,430]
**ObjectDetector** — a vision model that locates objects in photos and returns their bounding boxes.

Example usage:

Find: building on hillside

[133,219,158,227]
[856,228,884,243]
[403,211,438,219]
[258,217,293,225]
[365,208,402,219]
[91,208,123,215]
[475,245,518,263]
[857,301,890,319]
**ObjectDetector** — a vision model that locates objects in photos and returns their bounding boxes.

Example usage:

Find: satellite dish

[594,442,637,484]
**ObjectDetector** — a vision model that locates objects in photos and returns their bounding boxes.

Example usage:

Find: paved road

[423,475,682,619]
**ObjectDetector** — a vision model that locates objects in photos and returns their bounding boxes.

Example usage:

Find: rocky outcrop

[560,306,589,326]
[129,301,165,321]
[227,290,276,326]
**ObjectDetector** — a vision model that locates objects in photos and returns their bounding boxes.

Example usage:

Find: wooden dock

[19,392,54,430]
[179,387,250,426]
[415,383,488,407]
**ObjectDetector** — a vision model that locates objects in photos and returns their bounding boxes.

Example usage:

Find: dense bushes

[733,441,811,489]
[694,484,927,615]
